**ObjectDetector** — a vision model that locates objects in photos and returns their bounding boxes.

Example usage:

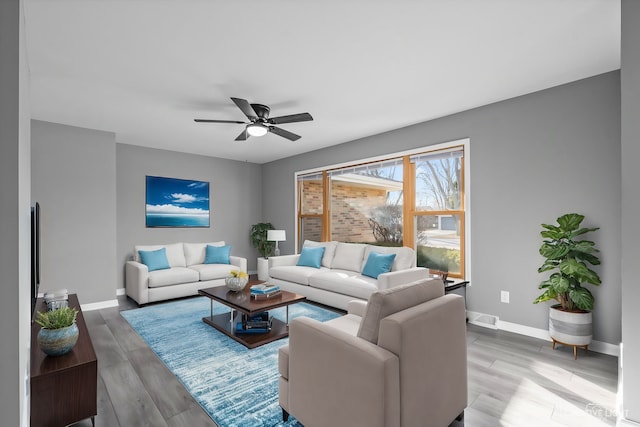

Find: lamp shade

[267,229,286,242]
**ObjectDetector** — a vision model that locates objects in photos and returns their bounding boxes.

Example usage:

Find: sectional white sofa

[267,241,428,310]
[125,241,247,305]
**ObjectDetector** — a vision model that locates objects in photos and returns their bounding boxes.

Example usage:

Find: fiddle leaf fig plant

[534,213,601,312]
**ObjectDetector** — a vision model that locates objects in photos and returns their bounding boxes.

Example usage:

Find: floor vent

[467,311,499,330]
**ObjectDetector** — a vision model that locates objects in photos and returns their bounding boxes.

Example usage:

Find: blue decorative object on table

[37,324,79,356]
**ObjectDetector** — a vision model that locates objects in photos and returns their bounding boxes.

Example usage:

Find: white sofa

[267,241,428,310]
[125,241,247,305]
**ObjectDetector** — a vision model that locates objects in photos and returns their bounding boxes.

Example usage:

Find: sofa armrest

[347,300,368,317]
[229,256,247,272]
[125,261,149,305]
[377,267,428,290]
[269,254,300,268]
[287,317,400,427]
[378,294,467,427]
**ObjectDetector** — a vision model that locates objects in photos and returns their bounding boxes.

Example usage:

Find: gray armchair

[278,278,467,427]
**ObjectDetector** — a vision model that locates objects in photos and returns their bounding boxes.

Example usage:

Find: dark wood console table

[30,294,97,427]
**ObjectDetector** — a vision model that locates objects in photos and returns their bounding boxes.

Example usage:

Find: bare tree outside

[415,152,463,273]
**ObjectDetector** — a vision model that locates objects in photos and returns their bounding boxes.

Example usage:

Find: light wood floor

[70,296,618,427]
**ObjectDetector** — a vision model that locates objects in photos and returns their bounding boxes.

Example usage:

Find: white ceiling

[24,0,620,164]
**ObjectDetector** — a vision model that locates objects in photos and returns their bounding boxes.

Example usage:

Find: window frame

[294,138,470,280]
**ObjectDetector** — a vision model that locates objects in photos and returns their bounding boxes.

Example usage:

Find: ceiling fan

[194,97,313,141]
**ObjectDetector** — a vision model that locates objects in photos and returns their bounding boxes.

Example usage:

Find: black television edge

[31,202,40,318]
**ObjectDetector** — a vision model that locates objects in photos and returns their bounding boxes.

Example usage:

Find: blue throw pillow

[297,246,326,268]
[138,248,171,272]
[205,244,231,264]
[362,252,396,279]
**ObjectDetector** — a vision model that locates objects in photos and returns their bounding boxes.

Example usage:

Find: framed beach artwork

[145,175,210,227]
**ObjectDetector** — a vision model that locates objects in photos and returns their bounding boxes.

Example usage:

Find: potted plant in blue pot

[35,306,79,356]
[534,213,601,359]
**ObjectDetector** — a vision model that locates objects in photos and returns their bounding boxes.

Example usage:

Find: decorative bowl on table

[225,270,248,292]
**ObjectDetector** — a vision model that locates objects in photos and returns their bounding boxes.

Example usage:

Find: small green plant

[250,222,275,258]
[535,213,601,311]
[35,306,78,329]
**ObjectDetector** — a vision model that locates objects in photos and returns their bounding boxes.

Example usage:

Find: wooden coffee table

[198,281,306,349]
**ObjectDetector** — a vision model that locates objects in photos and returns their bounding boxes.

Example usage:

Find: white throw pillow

[331,243,367,273]
[361,245,415,272]
[303,240,338,268]
[183,241,225,266]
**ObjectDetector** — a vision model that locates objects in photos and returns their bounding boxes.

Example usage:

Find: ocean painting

[145,176,210,227]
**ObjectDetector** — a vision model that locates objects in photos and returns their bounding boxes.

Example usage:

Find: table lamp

[267,229,286,257]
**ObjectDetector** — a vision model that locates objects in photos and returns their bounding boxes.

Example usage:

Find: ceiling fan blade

[235,128,249,141]
[268,112,313,125]
[269,126,301,141]
[194,119,246,124]
[230,97,258,121]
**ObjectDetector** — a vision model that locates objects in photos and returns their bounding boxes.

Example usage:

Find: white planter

[549,306,592,358]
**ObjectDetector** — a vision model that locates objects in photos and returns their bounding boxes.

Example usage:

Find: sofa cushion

[270,265,324,286]
[309,271,378,300]
[362,252,396,279]
[297,246,326,268]
[138,248,171,272]
[148,267,200,288]
[205,245,231,264]
[331,243,367,273]
[362,245,415,272]
[134,243,186,267]
[303,240,338,268]
[357,278,445,344]
[184,241,225,266]
[324,313,363,337]
[189,263,238,281]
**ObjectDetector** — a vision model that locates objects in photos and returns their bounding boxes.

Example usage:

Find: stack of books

[235,312,272,334]
[44,289,69,310]
[250,283,281,300]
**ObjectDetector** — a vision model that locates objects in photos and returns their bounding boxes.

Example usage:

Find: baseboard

[469,311,620,357]
[116,287,125,296]
[80,299,119,312]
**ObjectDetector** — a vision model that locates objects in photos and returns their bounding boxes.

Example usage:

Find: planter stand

[551,338,589,360]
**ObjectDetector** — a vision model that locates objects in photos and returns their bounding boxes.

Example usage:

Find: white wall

[0,0,31,425]
[262,72,622,346]
[620,0,640,423]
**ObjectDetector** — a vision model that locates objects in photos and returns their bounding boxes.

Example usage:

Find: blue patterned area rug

[121,296,341,427]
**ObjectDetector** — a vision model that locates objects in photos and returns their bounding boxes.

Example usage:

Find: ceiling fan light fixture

[247,123,268,137]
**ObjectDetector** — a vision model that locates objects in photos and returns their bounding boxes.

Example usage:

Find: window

[412,148,465,276]
[297,172,325,249]
[328,158,403,245]
[296,141,467,278]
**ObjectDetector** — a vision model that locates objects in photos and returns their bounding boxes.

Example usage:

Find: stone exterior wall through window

[331,182,387,243]
[300,180,392,243]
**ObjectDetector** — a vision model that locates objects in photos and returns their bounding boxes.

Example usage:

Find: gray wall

[30,123,265,301]
[116,143,263,290]
[0,0,31,424]
[621,0,640,422]
[262,72,622,346]
[31,121,117,305]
